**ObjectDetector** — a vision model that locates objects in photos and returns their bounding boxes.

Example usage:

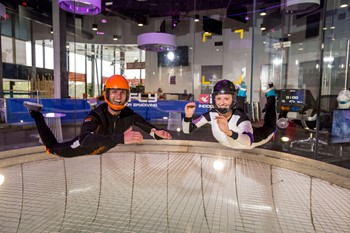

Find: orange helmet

[103,75,130,111]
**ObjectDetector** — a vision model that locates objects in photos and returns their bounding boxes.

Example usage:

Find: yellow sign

[202,32,213,42]
[201,75,210,84]
[233,29,244,39]
[233,74,243,84]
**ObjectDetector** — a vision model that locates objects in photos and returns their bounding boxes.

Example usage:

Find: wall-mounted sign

[126,62,145,69]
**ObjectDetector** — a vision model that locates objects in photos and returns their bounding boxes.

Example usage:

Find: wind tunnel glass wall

[0,0,349,165]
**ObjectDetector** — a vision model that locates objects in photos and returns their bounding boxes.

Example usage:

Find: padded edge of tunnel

[0,140,349,190]
[0,146,52,168]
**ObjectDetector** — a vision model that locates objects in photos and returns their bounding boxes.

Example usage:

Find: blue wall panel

[6,99,209,124]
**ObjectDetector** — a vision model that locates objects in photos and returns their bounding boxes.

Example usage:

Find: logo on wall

[128,93,158,108]
[198,94,213,109]
[199,94,210,104]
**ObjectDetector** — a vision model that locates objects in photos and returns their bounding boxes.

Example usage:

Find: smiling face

[103,74,130,112]
[211,79,237,114]
[214,94,233,110]
[105,88,129,112]
[108,89,127,105]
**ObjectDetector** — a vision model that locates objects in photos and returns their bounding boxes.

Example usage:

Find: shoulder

[121,106,136,115]
[87,103,108,121]
[199,110,214,121]
[94,102,108,113]
[235,113,251,126]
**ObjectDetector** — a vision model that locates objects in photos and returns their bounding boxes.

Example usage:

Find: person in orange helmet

[24,74,172,157]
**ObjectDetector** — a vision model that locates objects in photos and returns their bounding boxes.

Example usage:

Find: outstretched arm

[182,102,210,134]
[133,116,172,140]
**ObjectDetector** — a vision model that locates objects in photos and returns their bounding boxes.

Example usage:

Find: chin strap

[216,108,229,114]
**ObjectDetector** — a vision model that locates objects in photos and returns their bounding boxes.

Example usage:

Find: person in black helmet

[182,79,276,149]
[23,74,172,157]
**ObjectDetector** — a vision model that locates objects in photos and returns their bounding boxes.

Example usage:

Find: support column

[120,50,125,75]
[52,0,68,98]
[30,20,36,99]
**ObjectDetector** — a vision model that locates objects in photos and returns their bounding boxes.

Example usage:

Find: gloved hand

[238,82,247,98]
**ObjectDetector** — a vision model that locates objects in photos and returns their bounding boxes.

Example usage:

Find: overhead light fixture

[340,0,348,8]
[58,0,101,15]
[0,3,7,22]
[260,24,266,31]
[259,8,267,16]
[113,35,118,41]
[50,27,53,34]
[92,24,98,31]
[172,15,180,29]
[137,32,176,52]
[285,0,320,14]
[194,14,200,22]
[137,16,147,27]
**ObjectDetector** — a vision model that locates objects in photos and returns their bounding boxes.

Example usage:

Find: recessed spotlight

[194,14,199,22]
[260,8,267,16]
[340,0,348,8]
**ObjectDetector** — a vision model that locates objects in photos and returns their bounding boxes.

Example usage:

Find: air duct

[285,0,320,14]
[137,32,176,52]
[58,0,101,15]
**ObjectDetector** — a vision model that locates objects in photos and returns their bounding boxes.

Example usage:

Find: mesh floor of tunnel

[0,151,349,233]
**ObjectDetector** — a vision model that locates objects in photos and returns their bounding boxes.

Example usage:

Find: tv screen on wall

[331,109,350,144]
[158,46,189,67]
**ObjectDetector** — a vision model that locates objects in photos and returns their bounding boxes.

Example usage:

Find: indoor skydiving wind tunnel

[0,142,350,233]
[1,0,350,231]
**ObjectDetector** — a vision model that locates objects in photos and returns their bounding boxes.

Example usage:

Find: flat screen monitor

[280,89,305,105]
[158,46,189,67]
[279,89,306,112]
[331,109,350,144]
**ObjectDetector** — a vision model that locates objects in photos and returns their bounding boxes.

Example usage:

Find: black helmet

[212,79,236,114]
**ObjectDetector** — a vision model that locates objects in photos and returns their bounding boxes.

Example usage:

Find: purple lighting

[58,0,101,15]
[137,32,176,52]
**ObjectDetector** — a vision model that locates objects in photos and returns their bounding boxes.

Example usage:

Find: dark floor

[1,120,349,169]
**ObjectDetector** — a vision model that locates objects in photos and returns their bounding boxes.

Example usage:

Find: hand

[184,102,196,118]
[123,127,143,144]
[152,129,172,139]
[215,115,232,136]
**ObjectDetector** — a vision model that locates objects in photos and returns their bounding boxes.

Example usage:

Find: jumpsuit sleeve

[226,116,254,148]
[79,114,123,147]
[132,113,165,140]
[182,112,210,134]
